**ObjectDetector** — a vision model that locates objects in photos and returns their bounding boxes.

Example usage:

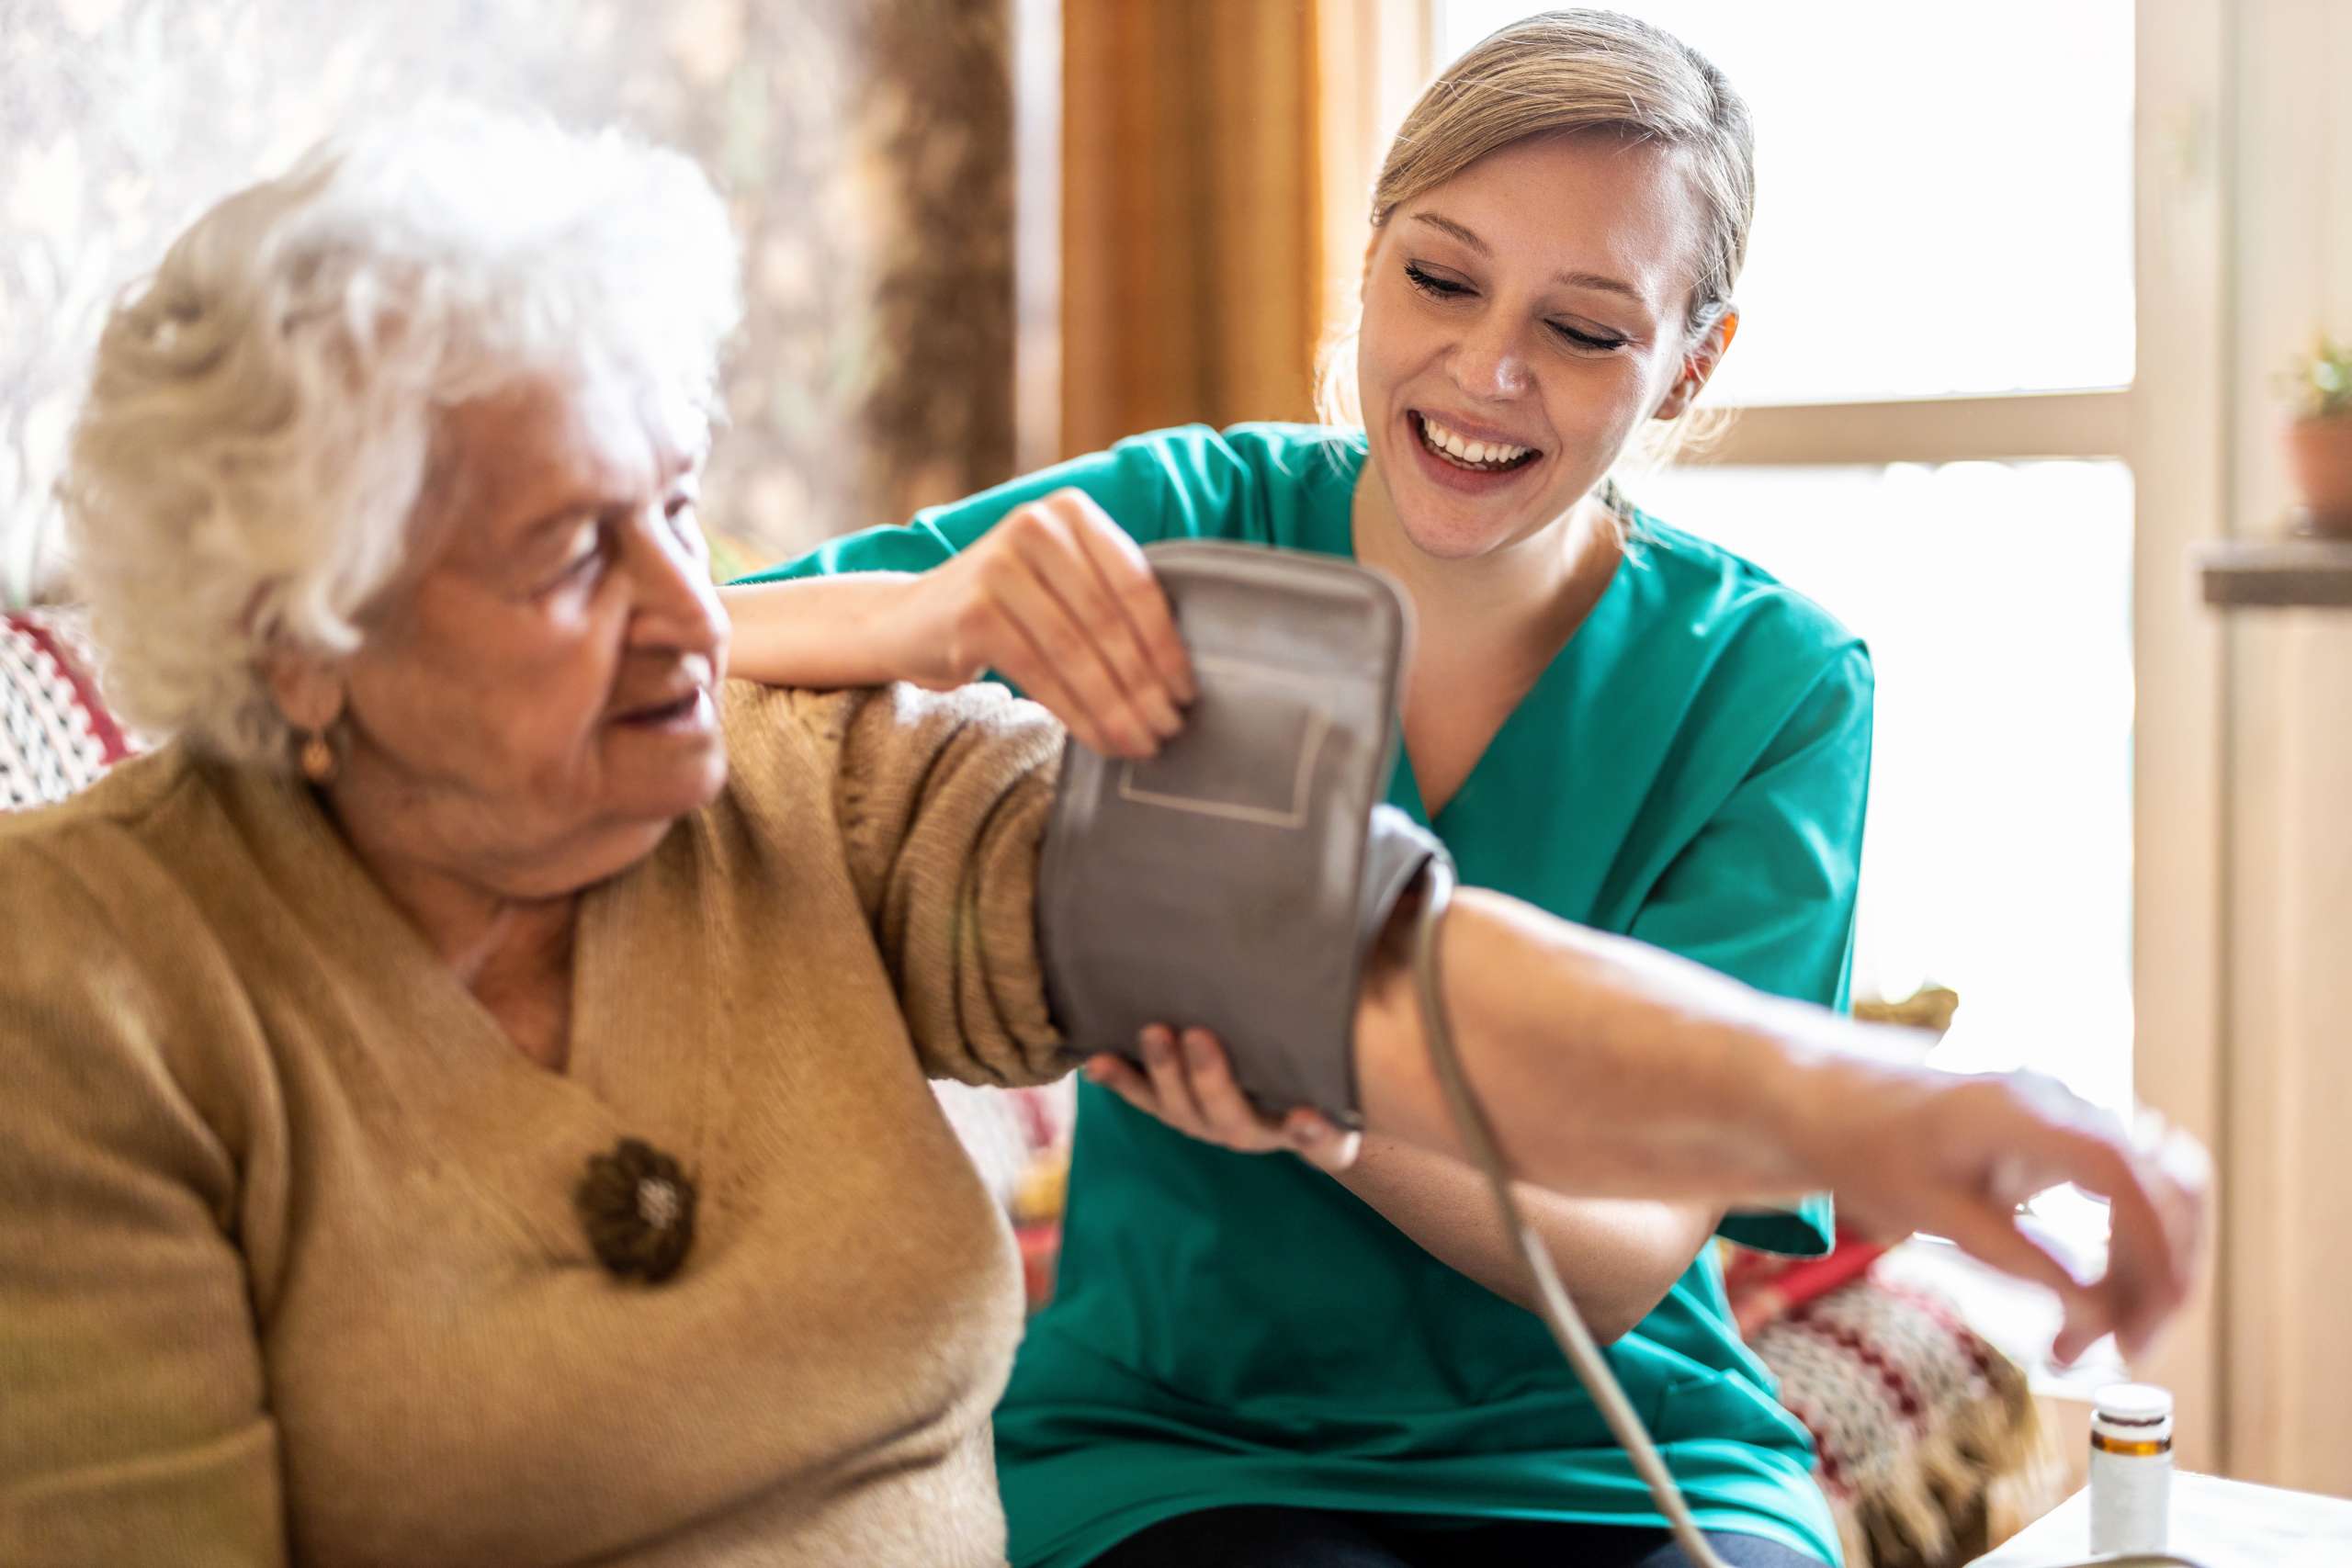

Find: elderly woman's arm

[0,844,286,1568]
[789,682,1071,1086]
[1346,886,2204,1360]
[801,680,2206,1359]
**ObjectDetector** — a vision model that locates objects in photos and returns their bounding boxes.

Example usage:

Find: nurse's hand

[897,488,1196,759]
[1083,1027,1363,1173]
[1815,1067,2210,1365]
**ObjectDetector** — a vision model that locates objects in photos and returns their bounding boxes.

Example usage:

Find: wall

[2214,0,2352,1496]
[2134,0,2352,1495]
[0,0,1015,601]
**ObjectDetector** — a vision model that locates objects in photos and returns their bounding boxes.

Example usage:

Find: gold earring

[299,728,337,784]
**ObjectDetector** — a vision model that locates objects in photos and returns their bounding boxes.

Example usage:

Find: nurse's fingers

[1009,497,1183,742]
[988,567,1159,758]
[1086,1034,1213,1138]
[1091,1032,1355,1168]
[1056,491,1196,705]
[1172,1030,1267,1144]
[1175,1029,1348,1163]
[1175,1031,1356,1168]
[1082,1053,1162,1119]
[1283,1108,1363,1173]
[1141,1026,1213,1134]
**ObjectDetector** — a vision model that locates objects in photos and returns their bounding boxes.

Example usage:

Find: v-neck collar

[1415,554,1635,836]
[1306,438,1639,836]
[210,762,712,1160]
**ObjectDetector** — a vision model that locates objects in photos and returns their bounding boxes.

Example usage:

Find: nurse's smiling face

[1355,130,1735,562]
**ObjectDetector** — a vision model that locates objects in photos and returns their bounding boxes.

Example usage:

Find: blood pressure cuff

[1035,541,1451,1127]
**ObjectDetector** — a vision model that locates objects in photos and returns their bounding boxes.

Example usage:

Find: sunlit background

[1446,1,2136,405]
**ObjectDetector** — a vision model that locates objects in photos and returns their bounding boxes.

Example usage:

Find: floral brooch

[574,1137,697,1283]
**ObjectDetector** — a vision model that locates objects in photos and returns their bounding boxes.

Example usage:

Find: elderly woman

[0,113,2199,1567]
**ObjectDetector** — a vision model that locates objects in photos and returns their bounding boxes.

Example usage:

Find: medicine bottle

[2089,1382,2173,1555]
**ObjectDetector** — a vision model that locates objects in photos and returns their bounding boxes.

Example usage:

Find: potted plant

[2284,334,2352,536]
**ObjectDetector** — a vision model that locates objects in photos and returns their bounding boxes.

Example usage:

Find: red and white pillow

[1738,1252,2063,1567]
[2,606,132,811]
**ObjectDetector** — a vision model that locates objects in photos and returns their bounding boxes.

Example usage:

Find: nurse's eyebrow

[1408,212,1644,305]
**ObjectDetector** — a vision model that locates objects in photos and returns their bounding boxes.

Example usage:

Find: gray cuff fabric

[1035,541,1445,1125]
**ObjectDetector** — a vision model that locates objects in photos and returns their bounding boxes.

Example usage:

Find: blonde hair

[60,107,741,764]
[1316,9,1754,482]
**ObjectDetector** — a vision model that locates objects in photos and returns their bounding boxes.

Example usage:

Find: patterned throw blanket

[1737,1247,2065,1567]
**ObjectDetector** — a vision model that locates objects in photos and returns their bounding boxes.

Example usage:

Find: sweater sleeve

[0,842,287,1568]
[784,682,1079,1088]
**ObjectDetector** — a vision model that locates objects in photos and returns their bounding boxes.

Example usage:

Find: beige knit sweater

[0,680,1080,1567]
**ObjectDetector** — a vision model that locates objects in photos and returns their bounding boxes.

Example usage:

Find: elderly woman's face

[1355,131,1713,560]
[334,373,729,891]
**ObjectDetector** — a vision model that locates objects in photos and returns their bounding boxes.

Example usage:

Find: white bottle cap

[2093,1382,2175,1443]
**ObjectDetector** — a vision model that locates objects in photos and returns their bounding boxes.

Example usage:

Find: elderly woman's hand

[1084,1027,1362,1173]
[1815,1066,2210,1365]
[896,488,1196,761]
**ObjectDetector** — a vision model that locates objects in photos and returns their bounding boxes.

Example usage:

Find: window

[1439,0,2135,404]
[1635,460,2136,1118]
[1431,3,2140,1287]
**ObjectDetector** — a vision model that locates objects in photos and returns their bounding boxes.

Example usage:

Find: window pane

[1627,460,2136,1119]
[1434,2,2134,403]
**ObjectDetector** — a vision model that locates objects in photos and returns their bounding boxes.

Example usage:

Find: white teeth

[1419,415,1530,469]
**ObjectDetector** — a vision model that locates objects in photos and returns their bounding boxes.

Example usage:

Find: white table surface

[1971,1471,2352,1567]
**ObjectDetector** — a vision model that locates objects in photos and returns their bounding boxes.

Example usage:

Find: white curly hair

[59,106,743,764]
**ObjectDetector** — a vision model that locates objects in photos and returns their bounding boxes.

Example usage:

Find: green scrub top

[740,424,1873,1568]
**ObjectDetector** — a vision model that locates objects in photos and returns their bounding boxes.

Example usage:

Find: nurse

[728,12,1859,1567]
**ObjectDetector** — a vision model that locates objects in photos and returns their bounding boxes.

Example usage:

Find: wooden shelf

[2197,536,2352,609]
